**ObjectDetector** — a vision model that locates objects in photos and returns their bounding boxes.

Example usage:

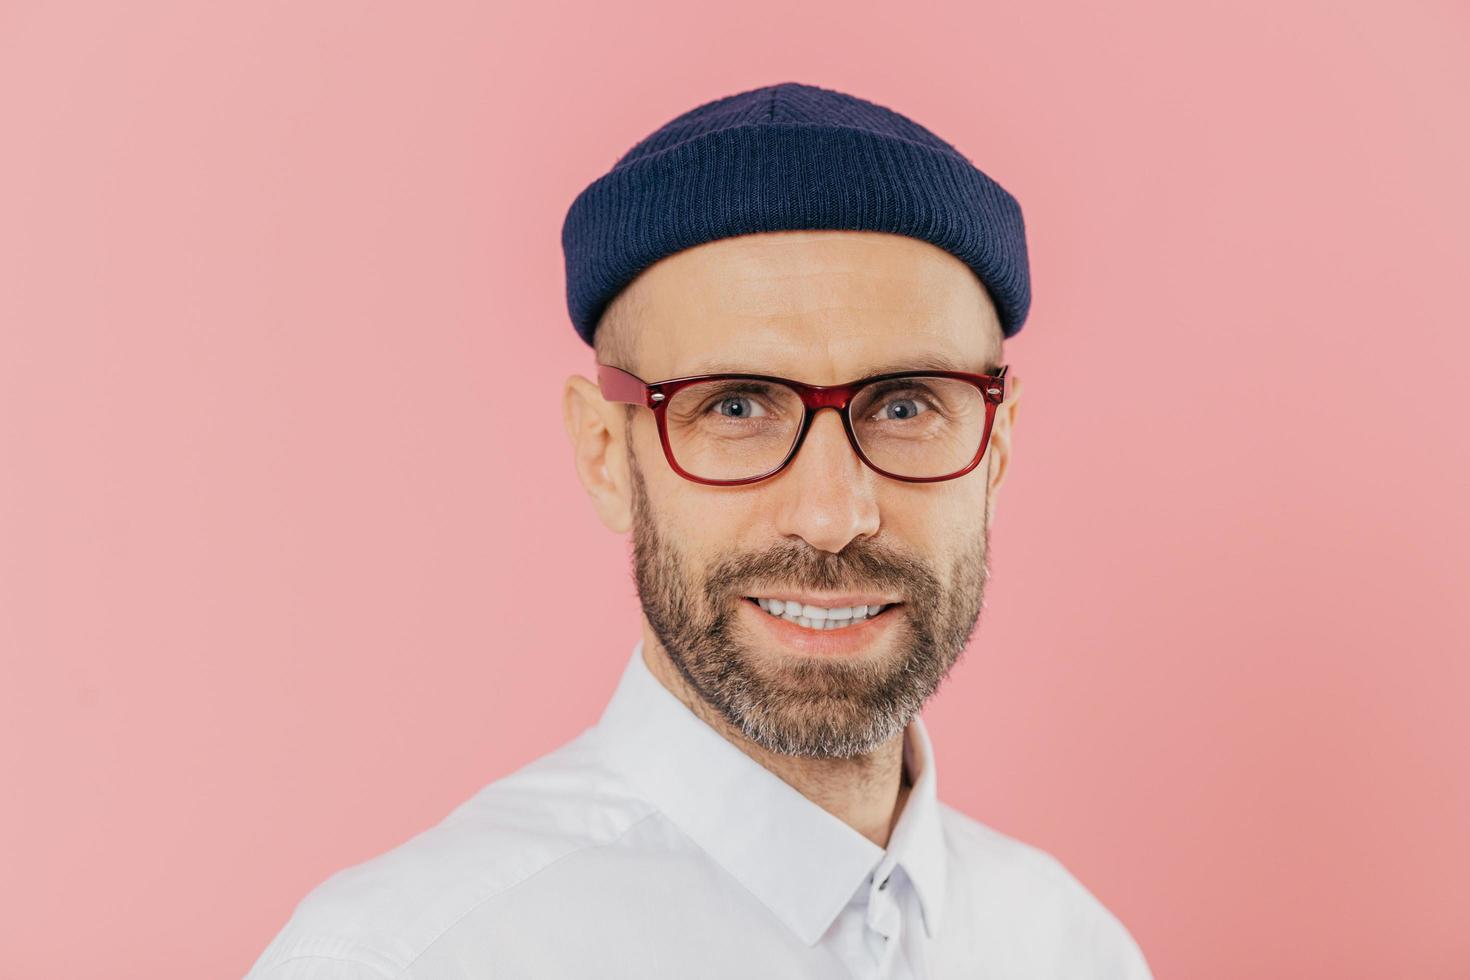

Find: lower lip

[740,598,901,657]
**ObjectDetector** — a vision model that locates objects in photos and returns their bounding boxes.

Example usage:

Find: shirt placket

[862,862,907,978]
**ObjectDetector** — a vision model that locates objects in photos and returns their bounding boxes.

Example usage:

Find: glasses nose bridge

[802,384,850,411]
[795,385,857,450]
[790,384,864,475]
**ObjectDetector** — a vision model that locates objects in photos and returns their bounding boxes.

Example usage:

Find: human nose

[770,407,881,553]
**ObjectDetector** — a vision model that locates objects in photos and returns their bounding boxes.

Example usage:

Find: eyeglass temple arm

[991,364,1010,399]
[596,363,654,407]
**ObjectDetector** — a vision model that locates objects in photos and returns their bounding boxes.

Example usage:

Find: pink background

[2,1,1467,977]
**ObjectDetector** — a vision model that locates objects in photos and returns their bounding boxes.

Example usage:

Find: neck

[641,626,911,848]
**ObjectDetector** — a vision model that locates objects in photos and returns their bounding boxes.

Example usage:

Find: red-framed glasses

[596,361,1011,486]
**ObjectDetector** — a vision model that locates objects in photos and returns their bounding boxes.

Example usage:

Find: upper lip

[745,592,901,608]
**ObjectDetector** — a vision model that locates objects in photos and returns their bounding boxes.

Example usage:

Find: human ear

[562,374,633,534]
[986,374,1021,499]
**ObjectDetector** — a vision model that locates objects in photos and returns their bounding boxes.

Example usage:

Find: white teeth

[752,597,889,629]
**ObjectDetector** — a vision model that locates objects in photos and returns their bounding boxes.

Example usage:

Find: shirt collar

[593,638,948,945]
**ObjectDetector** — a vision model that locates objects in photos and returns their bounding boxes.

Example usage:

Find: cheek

[636,441,762,548]
[637,459,750,553]
[879,485,987,548]
[664,494,751,553]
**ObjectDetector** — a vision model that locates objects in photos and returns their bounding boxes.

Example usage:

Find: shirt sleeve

[244,954,394,980]
[1082,901,1155,980]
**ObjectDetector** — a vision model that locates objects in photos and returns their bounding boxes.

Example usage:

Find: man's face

[584,230,1016,759]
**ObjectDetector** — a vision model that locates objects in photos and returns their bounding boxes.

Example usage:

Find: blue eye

[867,383,937,422]
[714,396,760,418]
[880,397,926,420]
[697,384,778,419]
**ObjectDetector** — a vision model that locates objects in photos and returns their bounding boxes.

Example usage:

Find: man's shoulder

[937,800,1098,892]
[245,727,656,979]
[936,802,1154,978]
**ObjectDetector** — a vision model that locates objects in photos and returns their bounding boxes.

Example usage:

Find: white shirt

[246,639,1153,979]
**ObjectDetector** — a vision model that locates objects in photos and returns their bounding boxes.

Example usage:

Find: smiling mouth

[742,596,900,631]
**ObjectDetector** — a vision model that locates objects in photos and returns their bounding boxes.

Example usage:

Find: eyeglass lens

[662,376,988,481]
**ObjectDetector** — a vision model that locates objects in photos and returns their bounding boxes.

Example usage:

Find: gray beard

[626,447,991,759]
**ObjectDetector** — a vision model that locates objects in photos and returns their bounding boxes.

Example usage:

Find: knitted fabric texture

[561,80,1030,347]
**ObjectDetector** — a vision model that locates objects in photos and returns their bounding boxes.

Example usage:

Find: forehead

[624,230,1002,383]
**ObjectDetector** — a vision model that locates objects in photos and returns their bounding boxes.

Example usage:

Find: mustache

[700,539,941,609]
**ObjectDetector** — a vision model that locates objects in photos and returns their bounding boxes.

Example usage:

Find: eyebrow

[685,352,1001,379]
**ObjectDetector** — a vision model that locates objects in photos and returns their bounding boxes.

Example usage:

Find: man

[247,80,1153,979]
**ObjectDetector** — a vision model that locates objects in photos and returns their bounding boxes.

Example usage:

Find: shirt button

[878,877,890,890]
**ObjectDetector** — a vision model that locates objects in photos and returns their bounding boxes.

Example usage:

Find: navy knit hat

[561,80,1030,348]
